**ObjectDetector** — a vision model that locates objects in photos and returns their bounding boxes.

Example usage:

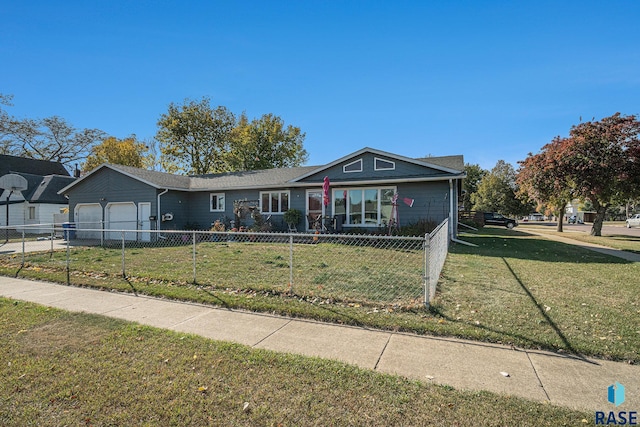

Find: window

[374,157,395,171]
[260,191,289,214]
[28,206,36,220]
[348,190,362,224]
[210,193,225,212]
[343,159,363,173]
[333,187,396,226]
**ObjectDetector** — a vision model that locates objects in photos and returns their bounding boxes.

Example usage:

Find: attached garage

[105,202,137,240]
[74,203,102,239]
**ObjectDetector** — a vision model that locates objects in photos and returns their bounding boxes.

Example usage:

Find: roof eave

[57,164,191,195]
[192,173,466,191]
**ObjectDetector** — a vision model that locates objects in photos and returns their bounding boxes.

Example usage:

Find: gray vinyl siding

[157,190,190,230]
[66,168,157,223]
[185,188,308,231]
[395,181,451,225]
[299,152,450,183]
[186,189,250,230]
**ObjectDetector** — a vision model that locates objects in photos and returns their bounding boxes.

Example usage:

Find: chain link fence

[1,219,449,307]
[424,219,449,304]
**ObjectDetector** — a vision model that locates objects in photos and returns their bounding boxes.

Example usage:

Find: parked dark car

[483,212,518,229]
[568,215,584,224]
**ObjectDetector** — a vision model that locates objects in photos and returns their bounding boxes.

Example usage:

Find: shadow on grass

[193,285,236,310]
[455,228,632,264]
[428,299,597,364]
[124,276,139,297]
[606,234,640,241]
[500,257,595,364]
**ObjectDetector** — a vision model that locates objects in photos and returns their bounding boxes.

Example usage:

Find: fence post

[289,234,294,293]
[121,230,126,277]
[66,236,70,285]
[50,225,54,257]
[101,220,104,247]
[192,231,197,284]
[423,233,430,308]
[21,229,25,267]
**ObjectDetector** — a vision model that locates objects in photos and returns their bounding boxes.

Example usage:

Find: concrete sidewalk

[519,228,640,263]
[1,277,638,413]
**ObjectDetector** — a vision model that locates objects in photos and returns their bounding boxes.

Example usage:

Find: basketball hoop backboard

[0,174,28,192]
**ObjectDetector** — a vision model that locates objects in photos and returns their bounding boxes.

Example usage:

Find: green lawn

[0,299,590,426]
[435,227,640,362]
[1,227,639,362]
[15,238,426,306]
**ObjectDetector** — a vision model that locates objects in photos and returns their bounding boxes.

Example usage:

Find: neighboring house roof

[59,148,465,195]
[0,154,70,177]
[3,172,76,204]
[26,175,76,204]
[1,155,74,205]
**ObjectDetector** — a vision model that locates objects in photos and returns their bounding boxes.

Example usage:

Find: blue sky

[2,1,639,171]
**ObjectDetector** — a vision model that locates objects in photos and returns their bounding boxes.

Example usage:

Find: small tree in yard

[565,113,640,236]
[517,136,575,232]
[462,163,486,212]
[473,160,533,217]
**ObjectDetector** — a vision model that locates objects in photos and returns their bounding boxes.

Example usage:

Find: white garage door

[75,203,102,240]
[105,202,137,240]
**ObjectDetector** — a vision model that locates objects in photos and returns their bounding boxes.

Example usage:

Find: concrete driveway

[0,238,71,255]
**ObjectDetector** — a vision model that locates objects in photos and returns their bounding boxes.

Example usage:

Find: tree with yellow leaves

[82,136,150,172]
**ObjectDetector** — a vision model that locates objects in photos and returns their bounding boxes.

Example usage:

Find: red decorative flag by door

[323,176,330,207]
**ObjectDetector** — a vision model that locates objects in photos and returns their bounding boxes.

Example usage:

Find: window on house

[260,191,289,214]
[210,193,225,212]
[333,187,396,226]
[343,159,363,173]
[28,206,36,220]
[374,157,395,171]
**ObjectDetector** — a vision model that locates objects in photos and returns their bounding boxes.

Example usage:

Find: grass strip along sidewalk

[0,299,589,426]
[1,227,639,363]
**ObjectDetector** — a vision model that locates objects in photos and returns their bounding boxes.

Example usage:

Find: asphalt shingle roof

[189,166,319,190]
[107,164,192,189]
[416,155,465,171]
[63,150,465,194]
[0,154,70,177]
[27,175,76,203]
[105,164,320,190]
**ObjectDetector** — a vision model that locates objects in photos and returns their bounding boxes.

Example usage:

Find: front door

[306,190,324,231]
[138,202,151,242]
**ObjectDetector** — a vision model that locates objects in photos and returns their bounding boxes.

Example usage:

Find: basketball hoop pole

[5,190,12,243]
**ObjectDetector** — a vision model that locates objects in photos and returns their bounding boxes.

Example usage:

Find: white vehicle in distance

[626,214,640,228]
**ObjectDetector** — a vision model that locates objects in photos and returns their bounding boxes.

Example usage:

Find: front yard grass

[1,227,638,363]
[434,227,640,362]
[0,299,589,426]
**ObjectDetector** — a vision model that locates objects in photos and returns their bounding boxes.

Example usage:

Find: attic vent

[374,157,395,171]
[343,159,363,173]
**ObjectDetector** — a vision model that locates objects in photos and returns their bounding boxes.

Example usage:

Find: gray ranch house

[58,147,465,240]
